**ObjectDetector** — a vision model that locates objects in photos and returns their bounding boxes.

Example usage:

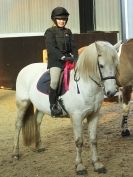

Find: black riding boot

[49,87,62,117]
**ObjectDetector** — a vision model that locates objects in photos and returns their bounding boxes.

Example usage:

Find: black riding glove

[60,54,74,62]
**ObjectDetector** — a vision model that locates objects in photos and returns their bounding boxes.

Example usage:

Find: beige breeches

[50,67,61,90]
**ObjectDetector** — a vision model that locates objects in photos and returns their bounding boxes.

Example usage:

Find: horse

[117,39,133,136]
[12,41,119,175]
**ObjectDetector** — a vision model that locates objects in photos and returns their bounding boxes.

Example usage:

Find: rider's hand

[60,55,74,62]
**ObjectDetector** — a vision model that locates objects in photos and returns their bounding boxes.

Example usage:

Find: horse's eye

[99,64,104,68]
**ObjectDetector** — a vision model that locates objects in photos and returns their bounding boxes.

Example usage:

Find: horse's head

[95,41,119,97]
[76,41,119,98]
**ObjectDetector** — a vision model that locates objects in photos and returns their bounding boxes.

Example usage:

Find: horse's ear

[95,42,103,55]
[114,40,122,52]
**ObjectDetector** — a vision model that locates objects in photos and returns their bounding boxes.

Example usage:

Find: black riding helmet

[51,7,69,25]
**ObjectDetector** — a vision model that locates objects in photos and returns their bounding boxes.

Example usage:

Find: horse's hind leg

[121,86,132,136]
[12,99,30,159]
[33,109,45,152]
[87,112,106,173]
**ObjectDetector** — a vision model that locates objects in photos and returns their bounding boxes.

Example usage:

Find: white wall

[95,0,121,39]
[0,0,80,37]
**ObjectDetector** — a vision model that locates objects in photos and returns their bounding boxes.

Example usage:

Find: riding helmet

[51,7,69,20]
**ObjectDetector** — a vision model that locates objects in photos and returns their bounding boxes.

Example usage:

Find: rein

[74,68,80,94]
[89,76,102,87]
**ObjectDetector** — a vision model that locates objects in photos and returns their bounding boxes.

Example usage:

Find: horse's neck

[69,69,102,97]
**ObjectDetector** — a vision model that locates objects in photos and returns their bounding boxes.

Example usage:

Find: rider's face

[56,19,66,28]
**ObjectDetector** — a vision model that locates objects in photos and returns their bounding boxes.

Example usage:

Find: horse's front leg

[121,86,132,136]
[88,112,106,173]
[33,110,45,152]
[71,114,87,175]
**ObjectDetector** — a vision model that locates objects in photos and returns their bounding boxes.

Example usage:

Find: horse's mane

[76,41,118,81]
[76,43,98,81]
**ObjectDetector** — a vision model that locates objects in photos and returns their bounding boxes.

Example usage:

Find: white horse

[13,41,118,175]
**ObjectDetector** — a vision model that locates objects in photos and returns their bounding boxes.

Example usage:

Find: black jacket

[44,26,78,69]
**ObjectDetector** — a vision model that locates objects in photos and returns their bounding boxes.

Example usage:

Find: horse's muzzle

[106,90,117,98]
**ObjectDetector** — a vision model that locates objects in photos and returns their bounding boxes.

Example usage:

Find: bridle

[90,55,116,88]
[74,54,117,94]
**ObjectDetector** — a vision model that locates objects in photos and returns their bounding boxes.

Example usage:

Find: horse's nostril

[107,91,111,97]
[107,91,114,98]
[106,90,117,98]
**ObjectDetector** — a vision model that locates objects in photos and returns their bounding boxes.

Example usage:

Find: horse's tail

[22,103,37,147]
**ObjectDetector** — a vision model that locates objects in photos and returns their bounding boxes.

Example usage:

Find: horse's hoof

[94,167,107,173]
[93,161,106,174]
[76,169,87,175]
[31,147,46,152]
[121,129,130,137]
[76,164,87,175]
[36,147,46,152]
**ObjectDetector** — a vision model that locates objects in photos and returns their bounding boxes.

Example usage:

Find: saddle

[37,61,76,96]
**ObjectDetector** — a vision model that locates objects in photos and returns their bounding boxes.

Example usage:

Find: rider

[44,7,78,117]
